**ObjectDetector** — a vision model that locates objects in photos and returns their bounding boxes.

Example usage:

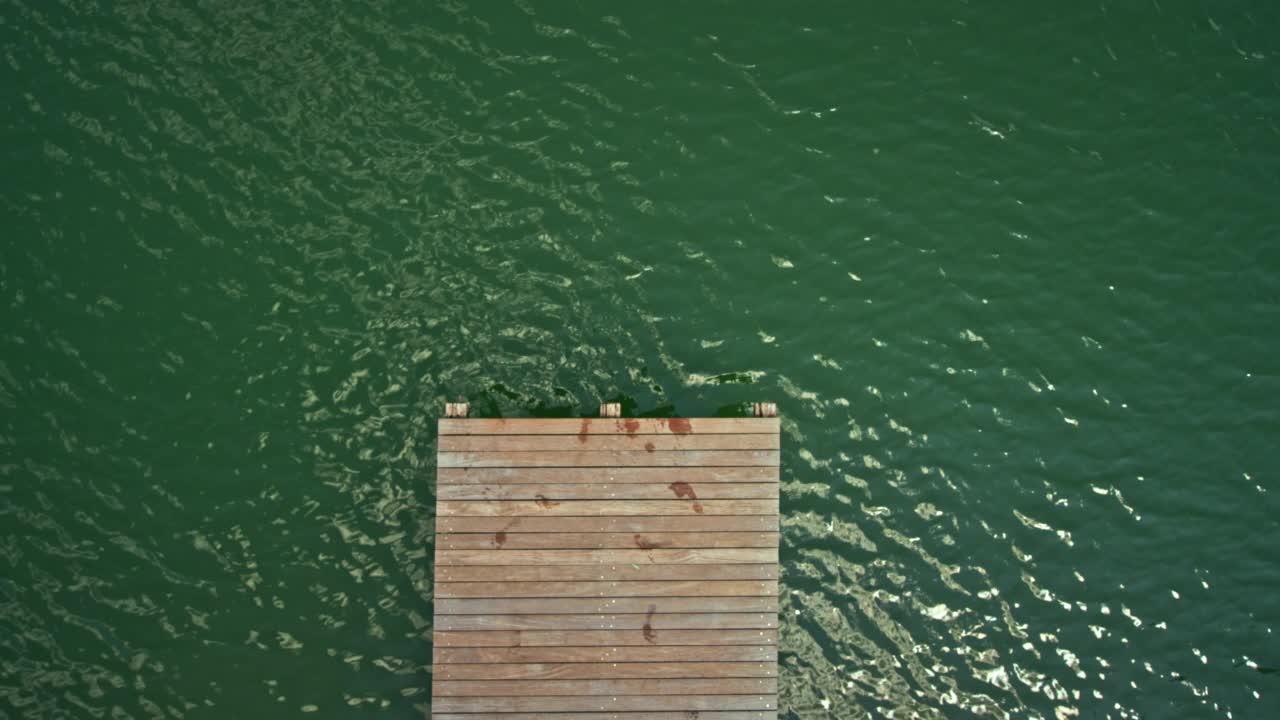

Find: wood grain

[440,433,778,451]
[437,499,779,517]
[436,563,778,582]
[438,450,779,468]
[435,548,776,566]
[430,707,773,712]
[435,647,775,666]
[438,466,778,485]
[432,695,776,712]
[434,661,777,680]
[437,516,778,533]
[434,678,776,697]
[434,612,778,631]
[436,579,777,597]
[437,483,778,500]
[438,418,779,435]
[433,631,777,650]
[437,531,778,550]
[435,596,779,615]
[430,417,780,713]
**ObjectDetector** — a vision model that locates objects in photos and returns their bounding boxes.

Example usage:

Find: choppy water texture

[2,1,1279,718]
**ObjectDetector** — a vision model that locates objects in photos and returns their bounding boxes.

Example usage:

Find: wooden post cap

[753,402,777,418]
[599,402,621,418]
[445,402,469,418]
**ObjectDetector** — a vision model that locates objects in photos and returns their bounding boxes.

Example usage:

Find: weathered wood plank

[436,548,776,566]
[438,531,778,550]
[432,695,776,712]
[438,483,778,501]
[437,516,778,534]
[430,707,773,712]
[436,597,778,615]
[437,499,779,517]
[438,418,779,435]
[433,678,777,697]
[440,434,779,452]
[435,661,777,680]
[436,580,777,598]
[439,450,779,468]
[435,647,775,665]
[432,630,777,650]
[438,466,779,485]
[434,612,778,631]
[430,416,779,715]
[436,564,778,582]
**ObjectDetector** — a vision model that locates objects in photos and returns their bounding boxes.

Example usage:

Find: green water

[2,1,1278,717]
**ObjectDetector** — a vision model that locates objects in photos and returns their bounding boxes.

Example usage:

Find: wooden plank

[438,531,778,550]
[437,516,778,534]
[438,483,778,501]
[439,450,779,468]
[440,434,779,452]
[437,499,778,517]
[438,466,779,485]
[432,630,777,650]
[436,549,776,566]
[434,678,776,697]
[432,695,776,712]
[432,711,776,720]
[436,564,778,582]
[436,597,778,615]
[432,712,776,720]
[435,647,775,666]
[430,416,779,716]
[438,418,779,435]
[435,612,778,631]
[435,662,777,680]
[437,580,776,598]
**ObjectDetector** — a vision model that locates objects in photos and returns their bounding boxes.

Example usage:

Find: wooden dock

[432,408,781,719]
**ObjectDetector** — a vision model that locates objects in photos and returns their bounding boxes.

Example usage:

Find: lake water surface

[2,2,1278,718]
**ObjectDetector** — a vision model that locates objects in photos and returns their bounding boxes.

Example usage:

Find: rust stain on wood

[533,494,560,509]
[667,417,694,434]
[669,481,704,514]
[642,604,658,644]
[633,534,669,550]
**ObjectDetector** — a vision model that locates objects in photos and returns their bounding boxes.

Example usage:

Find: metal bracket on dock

[445,402,469,418]
[599,402,621,418]
[753,401,777,417]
